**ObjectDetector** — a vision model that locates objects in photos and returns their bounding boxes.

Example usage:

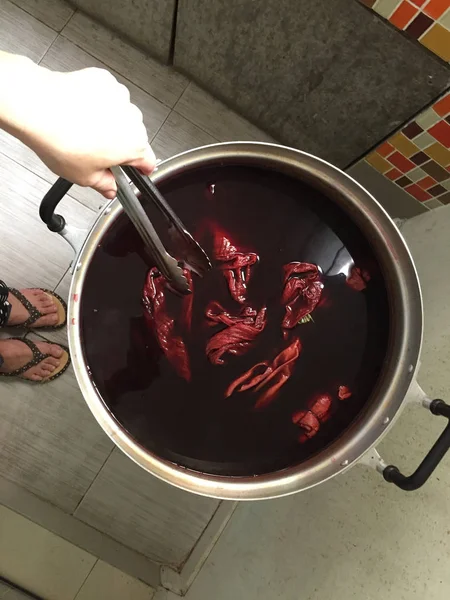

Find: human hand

[3,56,155,198]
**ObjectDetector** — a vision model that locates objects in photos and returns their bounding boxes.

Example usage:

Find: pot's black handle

[39,177,73,232]
[383,399,450,491]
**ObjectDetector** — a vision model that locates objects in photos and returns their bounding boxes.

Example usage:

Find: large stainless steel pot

[40,142,450,500]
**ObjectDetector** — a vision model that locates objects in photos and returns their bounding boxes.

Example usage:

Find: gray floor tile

[175,83,275,143]
[347,161,428,220]
[0,129,104,212]
[41,36,171,141]
[152,111,217,161]
[8,0,74,31]
[70,0,175,64]
[0,328,114,512]
[0,152,96,290]
[74,449,220,566]
[0,505,96,600]
[62,12,188,107]
[0,0,57,61]
[74,561,154,600]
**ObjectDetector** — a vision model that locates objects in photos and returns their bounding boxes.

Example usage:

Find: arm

[0,51,155,198]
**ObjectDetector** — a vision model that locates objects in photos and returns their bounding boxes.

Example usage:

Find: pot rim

[68,142,423,500]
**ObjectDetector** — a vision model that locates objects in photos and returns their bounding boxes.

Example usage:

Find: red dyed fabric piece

[214,234,258,303]
[292,393,332,443]
[282,263,323,329]
[225,338,301,409]
[346,266,370,291]
[292,410,320,443]
[206,302,267,365]
[338,385,352,400]
[143,267,191,381]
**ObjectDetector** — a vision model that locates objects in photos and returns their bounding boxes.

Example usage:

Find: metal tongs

[111,166,211,295]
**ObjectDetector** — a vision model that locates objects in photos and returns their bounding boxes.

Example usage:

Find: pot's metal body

[65,143,423,500]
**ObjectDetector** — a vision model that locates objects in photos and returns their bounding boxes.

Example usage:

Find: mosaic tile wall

[365,92,450,208]
[360,0,450,61]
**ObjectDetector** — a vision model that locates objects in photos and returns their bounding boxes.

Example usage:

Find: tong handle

[111,167,188,290]
[123,166,211,276]
[123,166,183,232]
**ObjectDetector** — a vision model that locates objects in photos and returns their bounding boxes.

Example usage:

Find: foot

[6,289,58,327]
[0,339,63,381]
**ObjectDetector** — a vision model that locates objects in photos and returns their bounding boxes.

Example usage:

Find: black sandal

[0,337,70,383]
[7,288,67,330]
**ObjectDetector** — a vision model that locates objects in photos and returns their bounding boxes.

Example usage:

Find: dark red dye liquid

[81,166,390,476]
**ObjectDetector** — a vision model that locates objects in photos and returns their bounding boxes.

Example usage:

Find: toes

[39,364,56,375]
[38,343,64,359]
[28,373,44,382]
[45,357,61,368]
[40,304,58,315]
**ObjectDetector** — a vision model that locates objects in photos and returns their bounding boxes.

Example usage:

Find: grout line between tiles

[61,6,78,32]
[6,0,60,35]
[0,149,97,218]
[72,558,98,600]
[56,31,175,111]
[71,446,116,516]
[37,34,59,66]
[53,266,71,293]
[149,109,174,144]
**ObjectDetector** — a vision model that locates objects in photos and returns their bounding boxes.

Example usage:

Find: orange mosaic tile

[390,1,418,27]
[376,141,395,157]
[385,167,403,180]
[423,0,450,20]
[365,0,450,61]
[433,94,450,118]
[365,91,450,210]
[417,175,437,189]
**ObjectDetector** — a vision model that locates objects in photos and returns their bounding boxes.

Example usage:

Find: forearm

[0,50,154,197]
[0,51,44,142]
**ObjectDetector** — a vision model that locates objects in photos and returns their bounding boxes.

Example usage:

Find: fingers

[125,145,156,176]
[91,169,117,199]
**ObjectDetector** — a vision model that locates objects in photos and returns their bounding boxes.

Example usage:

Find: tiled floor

[2,1,450,599]
[0,505,154,600]
[0,0,271,596]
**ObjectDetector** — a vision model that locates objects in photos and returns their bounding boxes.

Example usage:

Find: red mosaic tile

[405,183,432,202]
[428,121,450,148]
[433,94,450,118]
[385,167,403,180]
[377,141,395,157]
[388,151,416,172]
[390,1,419,28]
[410,0,427,6]
[417,175,437,189]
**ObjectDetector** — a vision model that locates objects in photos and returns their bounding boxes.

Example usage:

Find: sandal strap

[8,288,43,327]
[0,337,49,377]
